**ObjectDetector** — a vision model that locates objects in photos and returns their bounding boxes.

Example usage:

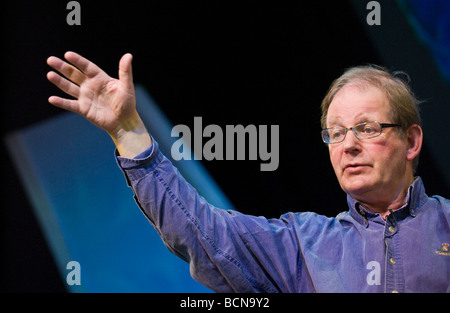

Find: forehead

[327,84,391,127]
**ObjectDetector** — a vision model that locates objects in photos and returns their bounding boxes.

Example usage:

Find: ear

[405,124,423,162]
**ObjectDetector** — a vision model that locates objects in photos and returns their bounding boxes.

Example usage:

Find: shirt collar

[347,177,425,226]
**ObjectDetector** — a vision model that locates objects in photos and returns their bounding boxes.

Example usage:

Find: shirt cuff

[115,136,160,170]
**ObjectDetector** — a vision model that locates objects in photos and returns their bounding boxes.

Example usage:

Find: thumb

[119,53,134,89]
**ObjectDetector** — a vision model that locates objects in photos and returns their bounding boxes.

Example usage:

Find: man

[47,52,449,292]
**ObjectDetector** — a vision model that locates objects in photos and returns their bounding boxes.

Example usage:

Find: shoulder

[428,194,450,216]
[432,195,450,206]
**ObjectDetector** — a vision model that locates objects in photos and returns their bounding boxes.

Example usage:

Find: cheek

[381,146,406,169]
[368,141,407,176]
[328,147,343,174]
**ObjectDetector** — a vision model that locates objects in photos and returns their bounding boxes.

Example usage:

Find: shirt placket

[383,213,405,293]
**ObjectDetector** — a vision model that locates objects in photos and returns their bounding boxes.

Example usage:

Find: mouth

[344,163,370,173]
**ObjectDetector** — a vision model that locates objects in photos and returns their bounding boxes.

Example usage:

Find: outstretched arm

[47,51,151,158]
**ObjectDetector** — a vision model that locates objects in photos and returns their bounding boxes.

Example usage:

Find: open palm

[47,51,136,135]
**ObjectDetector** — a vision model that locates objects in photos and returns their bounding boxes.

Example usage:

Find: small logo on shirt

[436,243,450,256]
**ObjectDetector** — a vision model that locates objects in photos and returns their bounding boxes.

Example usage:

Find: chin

[340,176,376,197]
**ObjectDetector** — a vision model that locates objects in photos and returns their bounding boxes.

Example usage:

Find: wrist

[109,114,152,159]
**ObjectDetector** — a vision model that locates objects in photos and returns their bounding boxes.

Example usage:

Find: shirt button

[388,226,395,233]
[390,258,396,265]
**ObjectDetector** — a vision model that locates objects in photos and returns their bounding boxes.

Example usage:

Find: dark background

[2,0,449,292]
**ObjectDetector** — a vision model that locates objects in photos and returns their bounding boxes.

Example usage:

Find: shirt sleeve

[115,139,303,293]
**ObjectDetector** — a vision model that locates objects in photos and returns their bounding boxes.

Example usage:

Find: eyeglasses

[321,121,400,144]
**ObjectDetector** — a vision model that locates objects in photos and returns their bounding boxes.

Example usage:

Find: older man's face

[326,84,411,207]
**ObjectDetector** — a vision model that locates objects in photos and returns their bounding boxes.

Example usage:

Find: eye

[331,129,345,139]
[356,122,381,137]
[363,125,376,134]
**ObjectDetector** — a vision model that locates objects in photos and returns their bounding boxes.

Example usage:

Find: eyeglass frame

[321,121,401,144]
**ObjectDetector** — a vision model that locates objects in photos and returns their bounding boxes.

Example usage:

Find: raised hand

[47,51,137,134]
[47,52,151,158]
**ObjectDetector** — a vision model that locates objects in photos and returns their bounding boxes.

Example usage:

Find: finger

[64,51,103,78]
[47,71,80,99]
[119,53,134,89]
[48,96,80,113]
[47,56,86,86]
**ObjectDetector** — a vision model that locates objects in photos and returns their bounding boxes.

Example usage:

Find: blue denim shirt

[116,139,450,293]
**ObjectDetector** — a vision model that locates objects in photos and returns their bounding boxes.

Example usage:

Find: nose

[343,128,362,153]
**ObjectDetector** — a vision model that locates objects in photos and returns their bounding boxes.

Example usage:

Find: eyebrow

[326,118,340,126]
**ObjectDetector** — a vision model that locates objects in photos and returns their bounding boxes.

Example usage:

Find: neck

[354,176,414,220]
